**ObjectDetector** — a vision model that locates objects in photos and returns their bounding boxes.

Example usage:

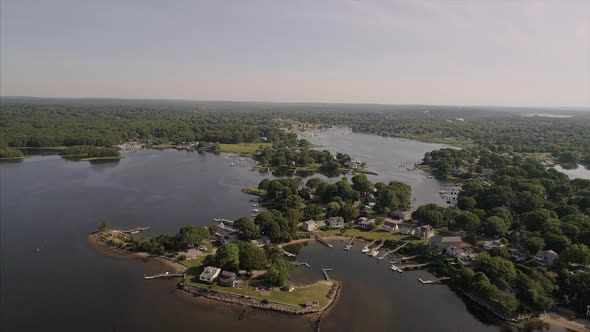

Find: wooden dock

[123,226,150,234]
[322,268,334,281]
[377,250,394,260]
[281,249,296,257]
[144,272,184,280]
[315,234,334,248]
[418,277,450,284]
[401,263,430,271]
[344,236,356,251]
[293,262,311,268]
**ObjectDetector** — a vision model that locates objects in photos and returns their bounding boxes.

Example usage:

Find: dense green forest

[1,98,588,167]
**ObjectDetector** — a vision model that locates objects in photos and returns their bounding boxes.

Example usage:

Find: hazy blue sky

[1,0,589,106]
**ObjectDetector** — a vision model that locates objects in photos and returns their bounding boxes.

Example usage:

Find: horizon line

[1,95,589,110]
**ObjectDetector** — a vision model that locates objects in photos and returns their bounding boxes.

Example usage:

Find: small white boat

[369,250,379,257]
[439,190,447,194]
[361,247,370,253]
[252,208,260,212]
[252,204,258,207]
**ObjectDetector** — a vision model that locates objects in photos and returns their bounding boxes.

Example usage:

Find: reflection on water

[1,143,571,332]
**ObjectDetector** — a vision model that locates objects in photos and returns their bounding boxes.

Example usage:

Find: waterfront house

[400,226,416,236]
[327,216,344,229]
[218,271,238,287]
[215,228,239,244]
[381,221,399,232]
[345,159,362,169]
[430,236,463,251]
[391,210,411,221]
[199,266,221,283]
[357,217,376,229]
[302,220,318,232]
[446,243,467,257]
[251,236,271,247]
[413,225,434,240]
[457,253,477,267]
[534,250,558,266]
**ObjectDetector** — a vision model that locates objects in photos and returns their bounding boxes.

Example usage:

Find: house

[215,228,239,244]
[301,220,317,232]
[482,240,505,251]
[218,271,238,287]
[327,216,344,229]
[509,249,529,262]
[430,236,463,250]
[457,253,477,267]
[357,217,376,229]
[381,221,399,232]
[587,305,590,317]
[535,250,558,266]
[281,285,295,292]
[413,225,434,240]
[391,210,411,221]
[446,243,467,257]
[345,159,362,169]
[199,266,221,283]
[400,227,416,236]
[251,236,271,247]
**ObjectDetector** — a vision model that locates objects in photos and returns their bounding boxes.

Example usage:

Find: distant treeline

[1,99,589,166]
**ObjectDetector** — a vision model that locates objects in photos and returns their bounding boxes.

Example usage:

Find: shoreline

[88,233,342,318]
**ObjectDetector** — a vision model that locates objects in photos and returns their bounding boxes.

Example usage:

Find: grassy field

[184,266,334,307]
[217,143,272,154]
[180,256,205,267]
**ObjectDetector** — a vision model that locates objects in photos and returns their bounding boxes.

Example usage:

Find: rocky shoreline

[458,289,534,323]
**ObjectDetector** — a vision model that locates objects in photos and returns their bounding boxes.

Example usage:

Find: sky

[1,0,589,107]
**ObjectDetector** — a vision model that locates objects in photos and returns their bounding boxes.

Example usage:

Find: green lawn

[217,143,272,154]
[318,227,427,243]
[184,266,334,307]
[180,256,205,267]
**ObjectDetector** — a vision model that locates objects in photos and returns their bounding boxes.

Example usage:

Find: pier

[292,262,311,268]
[391,254,419,263]
[123,226,150,234]
[213,218,234,225]
[401,263,430,271]
[315,234,334,248]
[344,236,356,251]
[281,248,296,257]
[377,250,394,260]
[322,268,334,281]
[144,272,184,280]
[418,277,450,284]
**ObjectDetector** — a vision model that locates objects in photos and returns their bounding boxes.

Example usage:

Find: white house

[430,236,463,251]
[199,266,221,283]
[413,225,434,240]
[381,221,399,232]
[301,220,317,232]
[534,250,558,266]
[327,216,344,229]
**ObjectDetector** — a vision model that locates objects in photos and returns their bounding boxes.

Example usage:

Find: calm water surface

[1,136,567,331]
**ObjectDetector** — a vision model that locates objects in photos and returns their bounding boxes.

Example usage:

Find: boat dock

[292,262,311,268]
[144,272,184,280]
[418,277,450,284]
[315,234,334,248]
[361,240,377,253]
[391,255,419,263]
[377,250,394,260]
[390,264,403,273]
[373,239,385,251]
[123,226,150,234]
[401,263,430,271]
[281,249,296,257]
[344,236,356,251]
[322,268,334,281]
[213,218,234,225]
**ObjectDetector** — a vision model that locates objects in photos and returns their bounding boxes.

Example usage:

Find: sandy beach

[540,313,590,332]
